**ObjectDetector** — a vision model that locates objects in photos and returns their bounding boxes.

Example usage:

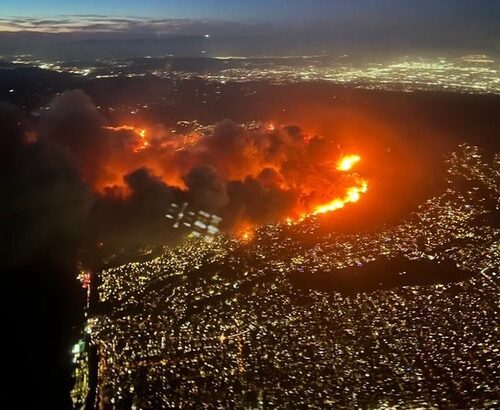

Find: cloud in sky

[0,8,499,55]
[0,15,268,37]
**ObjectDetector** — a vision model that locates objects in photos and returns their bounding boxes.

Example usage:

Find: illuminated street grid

[6,54,500,95]
[79,145,499,409]
[196,55,500,95]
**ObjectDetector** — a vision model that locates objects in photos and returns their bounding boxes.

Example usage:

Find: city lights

[76,145,499,408]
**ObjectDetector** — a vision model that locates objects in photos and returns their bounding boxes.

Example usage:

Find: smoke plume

[1,89,365,268]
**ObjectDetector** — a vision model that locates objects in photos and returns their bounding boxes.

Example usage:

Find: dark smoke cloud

[180,120,308,181]
[0,94,95,410]
[184,165,229,211]
[1,89,354,269]
[0,100,92,271]
[0,101,24,157]
[39,89,108,184]
[88,168,184,255]
[224,176,297,228]
[256,167,285,189]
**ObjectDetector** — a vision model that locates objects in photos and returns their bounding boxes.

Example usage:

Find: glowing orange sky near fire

[307,154,367,216]
[104,125,149,153]
[236,154,368,240]
[312,179,368,215]
[101,125,368,238]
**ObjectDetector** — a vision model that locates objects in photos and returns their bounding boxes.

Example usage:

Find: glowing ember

[241,231,251,241]
[336,154,361,171]
[237,224,255,242]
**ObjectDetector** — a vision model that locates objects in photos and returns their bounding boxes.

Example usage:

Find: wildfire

[312,154,368,215]
[238,227,255,242]
[336,154,361,171]
[104,125,149,152]
[98,121,368,242]
[238,153,368,242]
[312,179,368,215]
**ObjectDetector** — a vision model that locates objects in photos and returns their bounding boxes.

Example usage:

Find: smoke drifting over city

[2,89,370,270]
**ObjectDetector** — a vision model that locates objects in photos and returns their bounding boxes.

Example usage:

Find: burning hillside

[100,118,368,232]
[4,89,373,267]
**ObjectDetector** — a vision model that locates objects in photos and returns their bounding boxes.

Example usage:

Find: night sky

[1,0,499,43]
[0,0,498,21]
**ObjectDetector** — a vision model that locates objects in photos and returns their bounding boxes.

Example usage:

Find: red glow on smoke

[95,122,368,234]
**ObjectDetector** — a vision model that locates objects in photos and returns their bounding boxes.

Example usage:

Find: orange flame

[99,122,369,235]
[336,154,361,171]
[237,228,255,242]
[104,125,149,153]
[312,179,368,215]
[312,154,368,215]
[239,153,367,236]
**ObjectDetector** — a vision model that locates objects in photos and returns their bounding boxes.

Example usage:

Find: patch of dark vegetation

[290,257,473,295]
